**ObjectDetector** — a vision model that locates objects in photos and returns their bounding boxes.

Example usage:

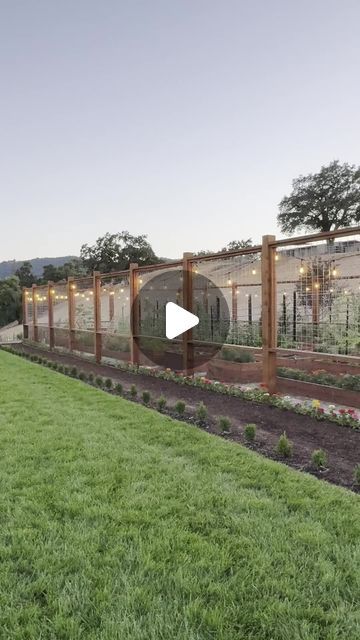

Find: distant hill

[0,256,77,279]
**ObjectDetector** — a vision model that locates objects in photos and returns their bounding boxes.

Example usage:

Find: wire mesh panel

[136,264,183,367]
[51,282,69,349]
[34,285,49,345]
[191,251,262,348]
[72,277,95,355]
[100,273,131,361]
[275,234,360,356]
[24,289,33,340]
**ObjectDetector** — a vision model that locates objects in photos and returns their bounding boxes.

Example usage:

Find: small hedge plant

[217,416,231,433]
[174,400,186,416]
[311,449,327,469]
[157,396,167,412]
[196,402,208,423]
[244,423,256,442]
[276,432,293,458]
[130,384,137,398]
[142,390,151,405]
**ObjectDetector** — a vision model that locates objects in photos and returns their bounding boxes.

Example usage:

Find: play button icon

[165,302,199,339]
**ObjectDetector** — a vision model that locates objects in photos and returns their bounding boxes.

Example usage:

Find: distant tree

[195,239,253,257]
[221,239,253,251]
[40,259,85,283]
[80,231,160,273]
[15,261,35,288]
[0,276,22,326]
[278,161,360,234]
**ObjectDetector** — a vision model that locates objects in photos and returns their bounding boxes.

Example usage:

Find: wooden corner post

[261,235,277,393]
[67,277,76,351]
[129,263,140,365]
[32,284,38,342]
[182,252,194,375]
[93,272,102,364]
[48,281,55,350]
[22,288,29,340]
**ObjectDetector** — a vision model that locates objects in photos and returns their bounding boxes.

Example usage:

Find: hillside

[0,256,77,279]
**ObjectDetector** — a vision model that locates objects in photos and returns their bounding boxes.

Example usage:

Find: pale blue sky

[1,0,359,261]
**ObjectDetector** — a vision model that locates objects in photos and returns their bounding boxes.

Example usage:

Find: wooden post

[93,271,102,363]
[48,281,55,350]
[109,287,115,323]
[129,264,139,365]
[182,252,194,374]
[67,277,76,351]
[261,235,277,393]
[32,284,38,342]
[22,288,29,339]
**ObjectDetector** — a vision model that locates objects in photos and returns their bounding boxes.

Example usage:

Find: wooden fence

[23,226,360,398]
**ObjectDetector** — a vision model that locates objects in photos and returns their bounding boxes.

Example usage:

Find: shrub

[142,390,151,405]
[114,382,123,395]
[104,378,113,390]
[70,366,78,378]
[218,416,231,433]
[196,402,208,423]
[95,376,103,388]
[78,371,87,381]
[353,464,360,485]
[57,365,64,374]
[88,372,94,383]
[276,432,293,458]
[244,423,256,442]
[64,366,69,375]
[311,449,327,469]
[157,396,167,412]
[51,362,58,370]
[130,384,137,398]
[174,400,186,416]
[37,357,43,364]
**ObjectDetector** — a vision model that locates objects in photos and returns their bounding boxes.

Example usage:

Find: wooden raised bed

[277,377,360,409]
[207,359,262,383]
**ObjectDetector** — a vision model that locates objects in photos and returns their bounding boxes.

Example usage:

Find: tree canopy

[278,161,360,234]
[0,276,21,327]
[80,231,160,273]
[15,261,35,288]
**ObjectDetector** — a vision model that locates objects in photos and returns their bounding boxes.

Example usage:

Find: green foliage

[174,400,186,416]
[104,378,113,390]
[70,366,78,378]
[130,384,137,398]
[95,376,104,388]
[14,261,34,287]
[196,402,208,423]
[278,161,360,234]
[78,371,87,381]
[88,372,94,383]
[114,383,123,395]
[51,362,58,370]
[80,231,160,273]
[142,390,151,405]
[244,423,256,442]
[276,432,293,458]
[157,396,167,412]
[64,366,69,375]
[220,347,255,363]
[311,449,328,469]
[0,276,21,326]
[57,365,64,374]
[217,416,231,433]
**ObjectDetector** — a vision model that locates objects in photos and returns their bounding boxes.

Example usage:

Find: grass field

[0,350,359,640]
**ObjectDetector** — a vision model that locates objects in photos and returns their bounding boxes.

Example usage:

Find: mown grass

[0,350,359,640]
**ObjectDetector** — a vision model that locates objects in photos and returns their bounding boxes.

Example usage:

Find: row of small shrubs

[3,347,360,485]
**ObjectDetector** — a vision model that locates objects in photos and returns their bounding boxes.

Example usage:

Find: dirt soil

[14,344,360,493]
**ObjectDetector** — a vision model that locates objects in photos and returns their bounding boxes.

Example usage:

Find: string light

[299,260,305,274]
[314,282,320,289]
[251,268,256,275]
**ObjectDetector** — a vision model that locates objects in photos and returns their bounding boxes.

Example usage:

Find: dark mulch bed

[12,344,360,493]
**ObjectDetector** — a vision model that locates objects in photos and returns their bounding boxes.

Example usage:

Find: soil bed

[14,343,360,492]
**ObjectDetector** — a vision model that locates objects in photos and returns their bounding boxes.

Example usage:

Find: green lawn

[0,351,359,640]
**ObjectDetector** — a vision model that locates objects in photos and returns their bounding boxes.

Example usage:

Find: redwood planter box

[207,359,262,383]
[277,377,360,409]
[277,356,360,376]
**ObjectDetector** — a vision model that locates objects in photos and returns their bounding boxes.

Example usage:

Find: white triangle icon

[165,302,199,340]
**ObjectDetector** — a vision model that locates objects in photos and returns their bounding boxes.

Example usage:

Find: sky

[1,0,359,262]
